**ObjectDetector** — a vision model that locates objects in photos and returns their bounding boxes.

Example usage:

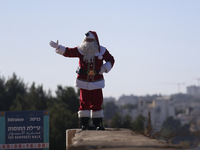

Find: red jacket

[63,46,115,82]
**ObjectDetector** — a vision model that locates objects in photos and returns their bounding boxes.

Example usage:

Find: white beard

[79,40,99,63]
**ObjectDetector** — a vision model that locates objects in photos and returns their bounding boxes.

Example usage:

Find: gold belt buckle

[87,70,96,76]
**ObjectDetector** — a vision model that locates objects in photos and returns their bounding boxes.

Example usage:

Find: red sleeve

[103,50,115,67]
[63,47,82,58]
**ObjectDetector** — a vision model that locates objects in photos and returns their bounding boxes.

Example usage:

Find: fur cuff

[55,45,66,55]
[103,62,112,73]
[78,110,90,118]
[91,110,104,118]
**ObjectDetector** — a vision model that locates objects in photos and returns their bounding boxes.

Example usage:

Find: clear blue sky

[1,0,200,99]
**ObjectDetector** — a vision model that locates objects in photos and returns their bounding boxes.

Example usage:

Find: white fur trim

[78,110,90,118]
[95,46,106,56]
[99,65,106,75]
[91,110,104,118]
[77,46,84,55]
[86,31,95,39]
[55,45,66,55]
[75,79,105,90]
[102,62,112,73]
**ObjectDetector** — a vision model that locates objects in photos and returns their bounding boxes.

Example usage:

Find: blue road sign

[0,111,49,150]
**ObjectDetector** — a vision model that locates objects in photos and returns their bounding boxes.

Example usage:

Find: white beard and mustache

[79,40,99,63]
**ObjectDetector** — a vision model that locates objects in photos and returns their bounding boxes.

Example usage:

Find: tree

[103,101,118,119]
[4,73,27,111]
[110,112,122,128]
[26,83,48,110]
[122,115,132,129]
[0,75,7,111]
[55,85,79,114]
[132,114,146,131]
[162,117,192,144]
[162,116,181,132]
[49,102,78,150]
[9,83,49,111]
[10,94,29,111]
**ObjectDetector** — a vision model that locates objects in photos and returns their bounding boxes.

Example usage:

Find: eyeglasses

[85,32,89,36]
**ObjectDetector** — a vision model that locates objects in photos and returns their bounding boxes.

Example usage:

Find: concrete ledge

[66,129,81,150]
[66,128,184,150]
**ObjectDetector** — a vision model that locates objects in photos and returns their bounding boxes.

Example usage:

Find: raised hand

[50,40,59,49]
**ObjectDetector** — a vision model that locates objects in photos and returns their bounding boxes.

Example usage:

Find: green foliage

[3,73,27,110]
[110,113,146,131]
[9,83,48,111]
[110,112,122,128]
[162,116,192,144]
[122,115,132,129]
[55,85,79,113]
[27,83,48,110]
[49,102,78,150]
[132,114,146,131]
[103,101,118,119]
[162,116,181,132]
[0,76,7,110]
[10,94,29,111]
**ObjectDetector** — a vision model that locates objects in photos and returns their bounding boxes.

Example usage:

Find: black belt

[76,68,100,76]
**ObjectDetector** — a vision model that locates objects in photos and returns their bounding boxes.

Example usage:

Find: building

[116,95,137,106]
[187,85,200,98]
[149,96,175,131]
[103,97,116,104]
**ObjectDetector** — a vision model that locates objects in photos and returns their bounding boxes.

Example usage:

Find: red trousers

[79,88,103,111]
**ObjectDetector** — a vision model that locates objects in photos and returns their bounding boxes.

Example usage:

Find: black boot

[80,117,96,130]
[80,117,90,130]
[92,118,105,130]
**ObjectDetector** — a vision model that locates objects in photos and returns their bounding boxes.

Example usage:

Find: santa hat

[85,31,103,59]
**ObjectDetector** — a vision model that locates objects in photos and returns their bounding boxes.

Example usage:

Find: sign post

[0,111,49,150]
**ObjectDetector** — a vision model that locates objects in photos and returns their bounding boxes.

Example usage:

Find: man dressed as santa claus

[50,31,115,130]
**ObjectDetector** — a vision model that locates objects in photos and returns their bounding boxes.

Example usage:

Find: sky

[1,0,200,100]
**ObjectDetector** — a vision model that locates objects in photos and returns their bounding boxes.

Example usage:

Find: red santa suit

[52,31,115,119]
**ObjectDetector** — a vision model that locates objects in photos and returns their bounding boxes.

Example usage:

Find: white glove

[99,65,107,74]
[50,40,59,49]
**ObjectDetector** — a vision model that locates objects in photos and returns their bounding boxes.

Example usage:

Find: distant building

[117,95,176,131]
[116,95,138,121]
[138,98,150,119]
[120,108,138,121]
[174,114,190,125]
[187,85,200,98]
[149,96,175,131]
[116,95,137,106]
[103,97,116,104]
